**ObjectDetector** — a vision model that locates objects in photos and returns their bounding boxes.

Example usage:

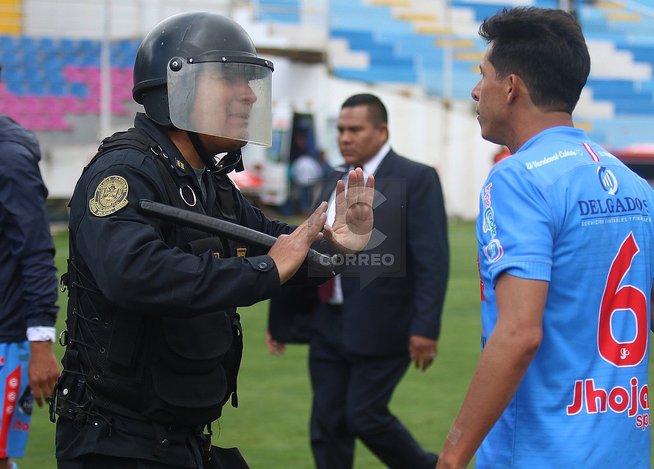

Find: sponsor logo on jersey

[12,418,29,432]
[481,183,503,263]
[482,183,497,236]
[482,183,492,208]
[482,207,496,237]
[566,376,650,430]
[579,166,651,226]
[578,196,649,217]
[483,239,503,263]
[525,149,581,170]
[598,167,618,195]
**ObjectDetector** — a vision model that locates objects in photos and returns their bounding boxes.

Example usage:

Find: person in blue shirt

[0,107,60,468]
[438,7,654,468]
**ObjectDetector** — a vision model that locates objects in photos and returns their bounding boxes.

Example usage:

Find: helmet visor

[167,59,272,146]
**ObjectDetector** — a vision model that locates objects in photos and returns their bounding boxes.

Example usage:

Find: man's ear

[505,74,517,103]
[380,123,389,140]
[506,74,527,104]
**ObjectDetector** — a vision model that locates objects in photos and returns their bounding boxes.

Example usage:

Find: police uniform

[54,112,292,467]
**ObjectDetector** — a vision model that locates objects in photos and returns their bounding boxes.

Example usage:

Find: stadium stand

[326,0,654,148]
[0,0,651,149]
[0,35,139,131]
[578,0,654,148]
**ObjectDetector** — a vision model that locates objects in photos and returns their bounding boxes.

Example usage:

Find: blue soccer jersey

[476,127,654,468]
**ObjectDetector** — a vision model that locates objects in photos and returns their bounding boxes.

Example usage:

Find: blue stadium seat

[331,0,412,34]
[47,81,67,96]
[37,37,58,57]
[586,79,654,114]
[58,38,76,54]
[69,82,88,98]
[111,40,139,68]
[257,0,301,24]
[589,115,654,149]
[6,80,29,96]
[18,36,39,55]
[0,35,17,53]
[334,65,416,84]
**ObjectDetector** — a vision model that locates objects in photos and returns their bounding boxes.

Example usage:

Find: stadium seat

[256,0,301,24]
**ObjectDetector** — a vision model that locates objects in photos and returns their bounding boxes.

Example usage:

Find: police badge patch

[89,175,129,217]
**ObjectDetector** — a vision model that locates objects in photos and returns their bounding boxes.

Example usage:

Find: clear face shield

[167,54,273,146]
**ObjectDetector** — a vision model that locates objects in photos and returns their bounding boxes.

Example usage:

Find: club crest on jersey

[89,175,129,217]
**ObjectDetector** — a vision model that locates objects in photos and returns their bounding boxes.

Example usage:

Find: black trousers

[58,453,187,469]
[58,448,248,469]
[55,412,206,469]
[308,307,438,469]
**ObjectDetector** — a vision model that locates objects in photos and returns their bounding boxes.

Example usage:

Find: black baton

[138,199,336,274]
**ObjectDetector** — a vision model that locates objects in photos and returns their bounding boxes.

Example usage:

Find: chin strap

[186,131,245,175]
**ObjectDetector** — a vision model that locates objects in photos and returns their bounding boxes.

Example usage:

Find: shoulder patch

[89,175,129,217]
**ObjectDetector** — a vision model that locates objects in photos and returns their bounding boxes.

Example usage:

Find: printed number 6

[598,232,648,367]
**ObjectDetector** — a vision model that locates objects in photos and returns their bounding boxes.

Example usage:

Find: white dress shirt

[326,142,390,304]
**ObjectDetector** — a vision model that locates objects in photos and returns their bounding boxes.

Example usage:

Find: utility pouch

[268,284,318,344]
[199,427,249,469]
[187,236,225,257]
[204,445,250,469]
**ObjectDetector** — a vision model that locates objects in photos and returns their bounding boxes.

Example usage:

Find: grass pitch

[17,220,654,468]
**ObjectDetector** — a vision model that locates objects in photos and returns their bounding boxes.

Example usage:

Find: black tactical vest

[54,128,244,427]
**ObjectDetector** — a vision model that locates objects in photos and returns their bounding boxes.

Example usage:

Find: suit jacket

[270,149,449,356]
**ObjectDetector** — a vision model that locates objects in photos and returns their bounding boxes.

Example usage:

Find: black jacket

[271,149,449,355]
[0,115,57,342]
[57,114,296,465]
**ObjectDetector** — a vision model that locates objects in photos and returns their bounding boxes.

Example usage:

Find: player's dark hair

[479,7,590,114]
[342,93,388,127]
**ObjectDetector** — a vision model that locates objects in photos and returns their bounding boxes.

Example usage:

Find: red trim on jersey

[583,142,600,162]
[0,366,20,457]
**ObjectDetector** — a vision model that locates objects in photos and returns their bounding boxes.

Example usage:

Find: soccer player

[438,7,654,468]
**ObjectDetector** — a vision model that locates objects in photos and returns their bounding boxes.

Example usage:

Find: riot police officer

[53,12,374,468]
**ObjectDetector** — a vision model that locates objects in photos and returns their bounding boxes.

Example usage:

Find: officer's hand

[265,330,286,356]
[269,202,327,284]
[28,341,61,407]
[409,335,437,372]
[323,168,375,253]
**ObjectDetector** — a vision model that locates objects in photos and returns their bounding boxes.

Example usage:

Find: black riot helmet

[132,12,274,155]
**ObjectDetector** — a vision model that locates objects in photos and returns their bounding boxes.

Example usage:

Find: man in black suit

[267,93,449,469]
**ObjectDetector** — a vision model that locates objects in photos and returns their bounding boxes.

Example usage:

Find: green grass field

[15,220,654,468]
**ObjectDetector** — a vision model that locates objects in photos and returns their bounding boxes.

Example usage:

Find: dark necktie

[318,277,335,304]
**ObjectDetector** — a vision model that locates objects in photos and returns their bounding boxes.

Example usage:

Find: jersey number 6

[598,232,648,367]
